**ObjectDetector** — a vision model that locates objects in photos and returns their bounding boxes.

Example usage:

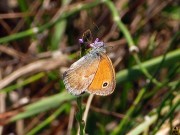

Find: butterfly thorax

[89,39,106,55]
[90,46,106,55]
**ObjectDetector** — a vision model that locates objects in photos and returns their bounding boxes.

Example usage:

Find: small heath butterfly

[63,33,116,96]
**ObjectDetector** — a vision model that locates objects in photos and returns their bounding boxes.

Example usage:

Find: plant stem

[76,97,85,135]
[83,94,94,124]
[76,32,89,135]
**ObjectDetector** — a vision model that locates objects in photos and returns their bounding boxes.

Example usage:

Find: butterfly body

[63,39,116,96]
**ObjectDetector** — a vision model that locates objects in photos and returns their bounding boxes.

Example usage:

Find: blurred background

[0,0,179,135]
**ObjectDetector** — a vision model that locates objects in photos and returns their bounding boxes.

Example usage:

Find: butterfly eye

[102,82,109,88]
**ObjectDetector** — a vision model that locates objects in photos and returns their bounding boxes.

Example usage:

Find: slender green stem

[18,0,31,26]
[83,94,94,126]
[76,31,90,135]
[76,97,85,135]
[104,0,135,46]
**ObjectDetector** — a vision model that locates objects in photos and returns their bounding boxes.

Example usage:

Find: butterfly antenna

[92,22,99,34]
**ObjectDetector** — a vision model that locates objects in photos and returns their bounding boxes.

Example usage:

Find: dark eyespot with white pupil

[102,82,108,88]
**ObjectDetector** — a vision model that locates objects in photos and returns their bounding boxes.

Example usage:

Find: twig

[90,105,125,119]
[0,46,25,59]
[0,94,6,134]
[83,94,94,124]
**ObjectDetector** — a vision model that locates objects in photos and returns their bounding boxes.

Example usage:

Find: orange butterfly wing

[87,53,116,96]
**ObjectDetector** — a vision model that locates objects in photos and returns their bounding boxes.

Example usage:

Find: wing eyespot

[102,81,109,88]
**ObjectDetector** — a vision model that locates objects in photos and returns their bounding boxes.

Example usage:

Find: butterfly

[63,30,116,96]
